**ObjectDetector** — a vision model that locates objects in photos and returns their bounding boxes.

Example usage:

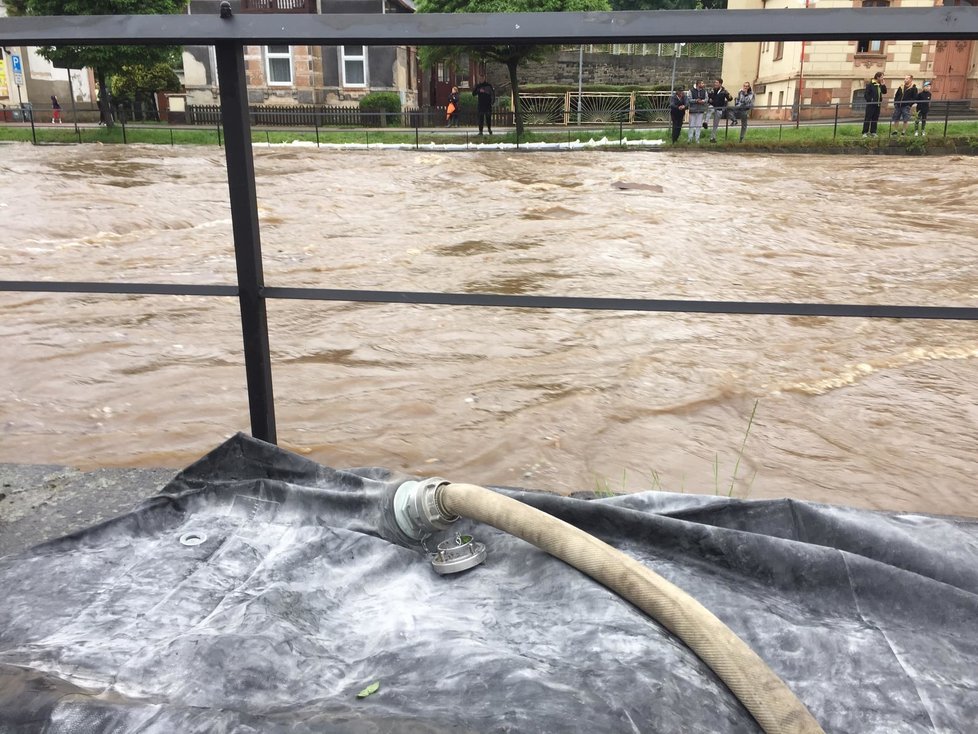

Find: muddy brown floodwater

[2,142,977,517]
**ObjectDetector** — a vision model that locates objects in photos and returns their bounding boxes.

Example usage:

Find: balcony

[240,0,316,13]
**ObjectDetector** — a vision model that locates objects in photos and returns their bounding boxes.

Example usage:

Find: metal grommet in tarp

[179,531,207,546]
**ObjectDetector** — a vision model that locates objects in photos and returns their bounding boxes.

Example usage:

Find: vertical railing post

[28,105,37,145]
[215,41,277,445]
[833,104,839,139]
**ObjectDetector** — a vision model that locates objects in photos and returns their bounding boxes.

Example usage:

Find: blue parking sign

[10,54,23,74]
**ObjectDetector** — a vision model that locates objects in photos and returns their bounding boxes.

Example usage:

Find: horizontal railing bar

[262,287,978,321]
[0,281,238,297]
[1,8,976,46]
[6,281,975,321]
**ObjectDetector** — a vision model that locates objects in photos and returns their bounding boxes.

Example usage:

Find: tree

[5,0,31,15]
[25,0,185,127]
[112,62,182,121]
[415,0,612,137]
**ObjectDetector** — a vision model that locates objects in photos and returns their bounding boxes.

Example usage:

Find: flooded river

[2,143,977,517]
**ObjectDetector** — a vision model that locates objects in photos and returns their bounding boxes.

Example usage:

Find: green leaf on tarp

[356,681,381,699]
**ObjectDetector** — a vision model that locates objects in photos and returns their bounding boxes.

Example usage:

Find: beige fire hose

[436,482,825,734]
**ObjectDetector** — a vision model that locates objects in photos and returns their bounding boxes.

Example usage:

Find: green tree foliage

[415,0,612,136]
[111,62,181,119]
[5,0,31,15]
[25,0,185,126]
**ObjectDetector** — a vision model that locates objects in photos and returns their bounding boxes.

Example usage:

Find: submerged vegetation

[593,400,760,499]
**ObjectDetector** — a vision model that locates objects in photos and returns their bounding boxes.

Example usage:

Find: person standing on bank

[473,79,495,136]
[446,86,460,127]
[861,71,887,137]
[687,79,708,143]
[890,74,918,136]
[707,77,732,143]
[50,95,62,124]
[914,80,932,136]
[732,82,755,142]
[668,86,688,143]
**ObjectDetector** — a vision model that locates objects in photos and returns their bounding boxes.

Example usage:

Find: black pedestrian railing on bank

[4,100,977,149]
[7,95,972,130]
[2,8,978,447]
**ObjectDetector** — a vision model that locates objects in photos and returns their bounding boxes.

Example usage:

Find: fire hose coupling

[393,477,459,541]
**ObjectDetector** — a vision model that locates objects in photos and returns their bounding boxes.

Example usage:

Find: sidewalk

[0,463,176,558]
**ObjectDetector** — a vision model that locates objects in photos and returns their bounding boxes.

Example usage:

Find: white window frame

[265,45,293,86]
[341,45,368,88]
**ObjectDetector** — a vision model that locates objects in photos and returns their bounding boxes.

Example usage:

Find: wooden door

[432,62,455,106]
[932,1,975,100]
[932,40,973,100]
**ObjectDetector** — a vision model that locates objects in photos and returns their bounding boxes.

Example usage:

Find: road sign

[10,53,24,86]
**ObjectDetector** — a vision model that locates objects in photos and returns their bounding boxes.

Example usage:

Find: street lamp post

[577,45,583,125]
[669,42,686,93]
[796,0,812,129]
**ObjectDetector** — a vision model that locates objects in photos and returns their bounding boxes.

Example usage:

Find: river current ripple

[2,143,977,517]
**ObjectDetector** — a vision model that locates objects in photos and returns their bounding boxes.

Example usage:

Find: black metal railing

[2,8,978,449]
[6,100,977,150]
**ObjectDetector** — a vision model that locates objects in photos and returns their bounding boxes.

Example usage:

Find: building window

[774,42,784,60]
[341,45,367,87]
[266,45,292,85]
[856,0,889,54]
[457,54,471,88]
[856,39,884,54]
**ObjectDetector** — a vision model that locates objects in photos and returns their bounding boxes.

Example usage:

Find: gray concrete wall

[488,50,722,93]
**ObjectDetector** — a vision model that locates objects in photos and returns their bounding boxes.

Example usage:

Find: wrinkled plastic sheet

[1,434,976,733]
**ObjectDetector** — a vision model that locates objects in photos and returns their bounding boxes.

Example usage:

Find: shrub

[358,92,401,126]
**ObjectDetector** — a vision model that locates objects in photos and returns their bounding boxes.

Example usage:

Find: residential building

[182,0,420,108]
[722,0,977,119]
[0,0,97,119]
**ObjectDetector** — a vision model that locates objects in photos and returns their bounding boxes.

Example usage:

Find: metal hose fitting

[392,477,459,541]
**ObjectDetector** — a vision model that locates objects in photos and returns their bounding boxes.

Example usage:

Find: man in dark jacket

[861,71,887,137]
[913,80,932,136]
[668,87,688,143]
[473,80,495,136]
[707,77,732,143]
[890,74,918,136]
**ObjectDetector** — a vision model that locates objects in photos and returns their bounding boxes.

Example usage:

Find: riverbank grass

[3,119,977,150]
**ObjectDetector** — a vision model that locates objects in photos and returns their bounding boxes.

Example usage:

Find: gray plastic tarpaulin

[1,433,976,733]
